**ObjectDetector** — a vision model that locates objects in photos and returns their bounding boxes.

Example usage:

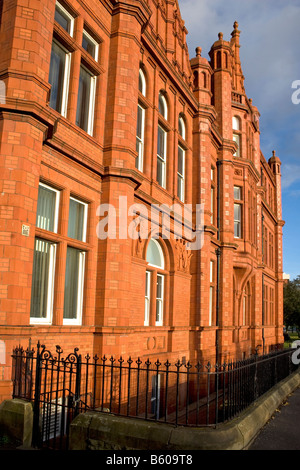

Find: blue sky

[180,0,300,280]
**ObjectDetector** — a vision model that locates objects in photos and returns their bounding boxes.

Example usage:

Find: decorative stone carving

[175,239,192,273]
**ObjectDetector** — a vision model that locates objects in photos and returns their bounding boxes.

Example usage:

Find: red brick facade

[0,0,284,401]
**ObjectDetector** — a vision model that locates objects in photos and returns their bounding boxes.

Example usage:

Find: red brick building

[0,0,284,401]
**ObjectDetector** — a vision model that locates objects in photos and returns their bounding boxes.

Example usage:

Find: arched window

[139,68,146,97]
[178,116,185,139]
[145,239,165,326]
[158,92,167,119]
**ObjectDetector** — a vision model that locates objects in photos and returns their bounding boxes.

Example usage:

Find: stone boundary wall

[69,370,300,451]
[1,370,299,450]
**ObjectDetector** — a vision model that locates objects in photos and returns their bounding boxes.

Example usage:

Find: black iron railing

[11,343,298,449]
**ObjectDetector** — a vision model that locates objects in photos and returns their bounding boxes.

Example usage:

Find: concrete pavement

[249,386,300,450]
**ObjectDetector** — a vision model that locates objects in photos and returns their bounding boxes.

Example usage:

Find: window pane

[30,239,55,319]
[209,286,213,325]
[55,5,71,34]
[232,116,240,131]
[159,94,166,118]
[234,186,241,200]
[179,117,185,138]
[156,275,163,299]
[234,203,241,238]
[76,66,92,132]
[139,70,146,96]
[234,203,241,220]
[136,105,143,139]
[146,239,164,269]
[36,185,57,232]
[144,271,150,326]
[68,198,86,241]
[178,146,184,175]
[177,174,183,201]
[156,274,164,325]
[64,247,85,320]
[49,41,66,113]
[233,134,240,157]
[157,126,165,158]
[82,32,96,58]
[157,158,164,187]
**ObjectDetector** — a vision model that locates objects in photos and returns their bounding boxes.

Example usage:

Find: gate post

[32,342,42,448]
[74,352,82,417]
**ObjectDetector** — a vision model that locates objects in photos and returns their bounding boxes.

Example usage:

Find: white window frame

[82,29,99,61]
[157,125,167,189]
[144,270,151,326]
[55,1,74,37]
[50,39,71,118]
[36,182,60,233]
[136,103,145,172]
[77,64,96,136]
[177,145,185,202]
[68,196,88,242]
[30,239,57,325]
[234,203,242,238]
[63,249,86,326]
[155,273,164,326]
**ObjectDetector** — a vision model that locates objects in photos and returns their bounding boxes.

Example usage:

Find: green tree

[284,275,300,332]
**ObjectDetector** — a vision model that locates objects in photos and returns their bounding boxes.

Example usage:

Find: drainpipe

[215,161,221,363]
[262,211,265,354]
[215,247,221,363]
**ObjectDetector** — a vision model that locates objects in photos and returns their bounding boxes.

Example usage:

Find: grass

[284,332,299,349]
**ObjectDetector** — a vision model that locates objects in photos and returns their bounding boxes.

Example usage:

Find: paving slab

[249,387,300,450]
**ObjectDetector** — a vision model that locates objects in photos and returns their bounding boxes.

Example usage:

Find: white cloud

[281,164,300,190]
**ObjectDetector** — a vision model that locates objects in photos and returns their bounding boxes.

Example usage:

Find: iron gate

[12,342,86,450]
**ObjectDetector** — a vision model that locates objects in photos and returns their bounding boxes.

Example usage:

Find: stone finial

[218,32,223,40]
[272,150,276,157]
[196,47,202,57]
[231,20,240,38]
